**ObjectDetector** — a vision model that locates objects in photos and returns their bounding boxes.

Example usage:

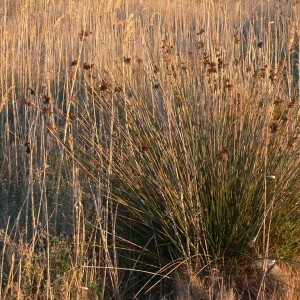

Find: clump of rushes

[61,18,300,297]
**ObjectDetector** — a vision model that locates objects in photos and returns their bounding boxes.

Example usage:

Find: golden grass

[0,0,300,299]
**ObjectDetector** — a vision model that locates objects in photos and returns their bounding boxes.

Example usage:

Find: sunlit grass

[0,0,300,299]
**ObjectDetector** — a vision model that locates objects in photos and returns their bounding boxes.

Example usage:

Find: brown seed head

[217,147,229,161]
[69,112,77,120]
[24,142,31,154]
[71,60,78,66]
[198,41,205,49]
[163,53,172,65]
[46,122,57,131]
[278,58,286,73]
[270,122,279,133]
[260,67,266,78]
[246,66,252,73]
[282,110,288,121]
[43,107,51,115]
[136,57,143,64]
[208,61,217,74]
[83,63,95,70]
[274,97,283,106]
[203,52,210,64]
[79,30,92,41]
[288,136,297,148]
[288,98,296,108]
[43,95,51,104]
[24,99,34,106]
[181,61,188,71]
[162,40,173,52]
[175,92,185,106]
[153,65,160,73]
[141,141,149,152]
[115,86,122,93]
[124,57,131,64]
[218,58,225,69]
[257,42,264,48]
[197,29,205,35]
[68,70,75,78]
[29,87,37,95]
[269,72,277,82]
[234,34,240,45]
[226,83,233,92]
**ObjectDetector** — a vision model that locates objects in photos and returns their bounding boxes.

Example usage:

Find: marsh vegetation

[0,0,300,299]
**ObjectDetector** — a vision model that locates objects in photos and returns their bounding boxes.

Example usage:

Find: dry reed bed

[0,0,300,299]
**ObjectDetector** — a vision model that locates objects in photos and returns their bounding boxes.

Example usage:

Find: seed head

[288,98,296,108]
[79,30,92,41]
[71,60,78,66]
[114,86,122,93]
[43,95,51,104]
[197,29,205,35]
[29,87,37,95]
[24,142,31,154]
[24,99,34,106]
[141,141,149,152]
[124,57,131,65]
[43,107,51,115]
[234,34,240,45]
[217,147,229,162]
[46,122,57,131]
[257,42,264,48]
[83,63,95,70]
[270,122,279,133]
[153,65,160,73]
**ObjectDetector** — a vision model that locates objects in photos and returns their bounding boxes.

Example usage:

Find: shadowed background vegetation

[0,0,300,299]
